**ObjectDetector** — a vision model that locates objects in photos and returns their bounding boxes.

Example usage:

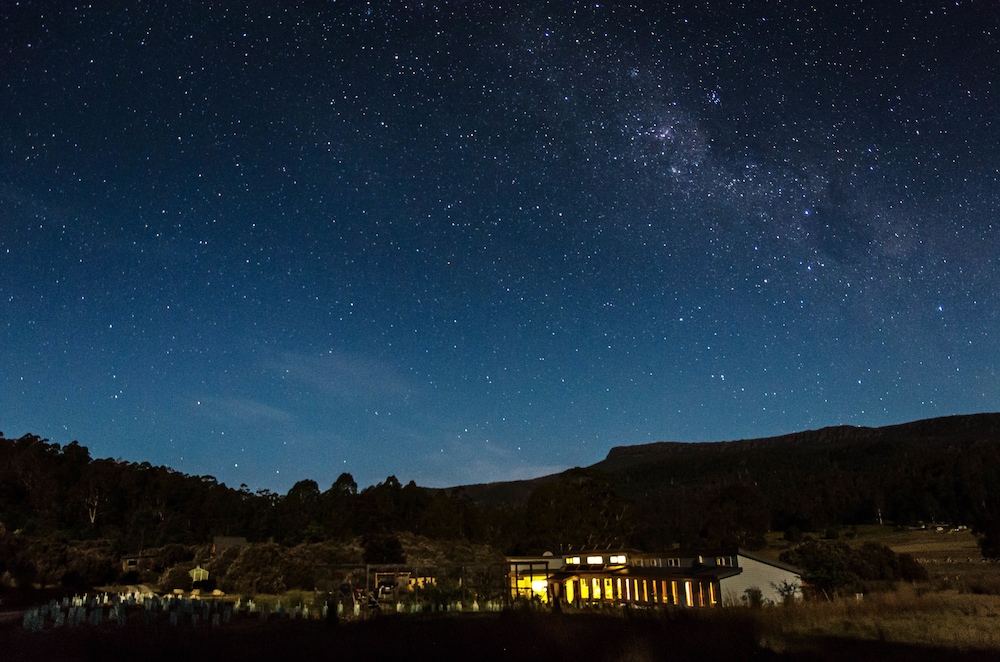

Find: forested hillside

[2,413,1000,589]
[595,413,1000,550]
[0,434,485,553]
[458,413,1000,551]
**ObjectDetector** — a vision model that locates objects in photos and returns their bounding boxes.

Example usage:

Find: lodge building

[508,548,802,608]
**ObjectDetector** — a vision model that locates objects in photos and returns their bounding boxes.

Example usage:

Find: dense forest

[2,413,1000,591]
[465,413,1000,551]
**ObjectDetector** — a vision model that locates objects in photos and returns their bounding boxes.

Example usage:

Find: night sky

[2,2,997,493]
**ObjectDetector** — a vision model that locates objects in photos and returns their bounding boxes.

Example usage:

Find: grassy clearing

[748,585,1000,654]
[840,525,999,594]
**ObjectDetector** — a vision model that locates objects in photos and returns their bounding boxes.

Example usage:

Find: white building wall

[719,555,801,606]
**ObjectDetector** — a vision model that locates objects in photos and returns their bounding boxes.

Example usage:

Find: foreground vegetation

[755,587,1000,655]
[6,592,1000,661]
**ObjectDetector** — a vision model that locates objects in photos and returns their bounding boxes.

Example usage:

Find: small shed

[189,566,210,583]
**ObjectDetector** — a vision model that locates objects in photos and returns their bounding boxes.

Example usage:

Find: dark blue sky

[2,2,997,493]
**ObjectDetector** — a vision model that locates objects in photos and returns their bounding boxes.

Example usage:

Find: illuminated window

[566,556,581,565]
[586,555,604,565]
[591,577,602,599]
[609,554,627,564]
[580,581,590,600]
[604,577,614,600]
[684,581,694,607]
[709,582,718,606]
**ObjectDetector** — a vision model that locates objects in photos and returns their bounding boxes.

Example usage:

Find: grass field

[751,586,1000,654]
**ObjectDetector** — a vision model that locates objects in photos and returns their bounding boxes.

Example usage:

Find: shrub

[222,543,287,594]
[742,587,764,609]
[781,540,929,598]
[362,533,406,564]
[159,565,193,592]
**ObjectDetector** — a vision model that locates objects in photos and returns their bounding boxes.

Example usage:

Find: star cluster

[1,2,997,491]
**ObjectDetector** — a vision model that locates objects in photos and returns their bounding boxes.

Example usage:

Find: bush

[781,540,929,598]
[897,552,929,582]
[742,587,764,609]
[783,526,803,543]
[222,543,287,594]
[160,565,193,592]
[781,540,857,597]
[362,533,405,564]
[156,544,195,572]
[63,541,117,586]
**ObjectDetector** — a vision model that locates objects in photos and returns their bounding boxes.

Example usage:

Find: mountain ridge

[457,413,1000,507]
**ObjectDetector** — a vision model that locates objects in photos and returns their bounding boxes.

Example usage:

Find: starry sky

[1,2,997,493]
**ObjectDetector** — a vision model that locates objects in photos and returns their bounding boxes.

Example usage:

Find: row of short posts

[21,592,142,631]
[23,593,507,631]
[20,592,240,631]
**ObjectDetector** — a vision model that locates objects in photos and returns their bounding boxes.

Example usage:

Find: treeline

[3,412,1000,567]
[584,413,1000,553]
[0,434,496,555]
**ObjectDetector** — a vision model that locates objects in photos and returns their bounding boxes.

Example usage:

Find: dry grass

[749,585,1000,654]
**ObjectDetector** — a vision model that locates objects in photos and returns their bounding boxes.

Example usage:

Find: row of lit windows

[565,554,628,566]
[562,555,735,569]
[632,556,736,568]
[565,577,717,608]
[632,557,680,567]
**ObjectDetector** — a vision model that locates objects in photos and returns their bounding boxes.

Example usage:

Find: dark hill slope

[459,413,1000,547]
[597,413,1000,475]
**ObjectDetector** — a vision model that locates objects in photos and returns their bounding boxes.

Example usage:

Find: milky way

[1,2,997,492]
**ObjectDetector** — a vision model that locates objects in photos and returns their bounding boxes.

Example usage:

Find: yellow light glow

[531,579,548,593]
[586,555,603,564]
